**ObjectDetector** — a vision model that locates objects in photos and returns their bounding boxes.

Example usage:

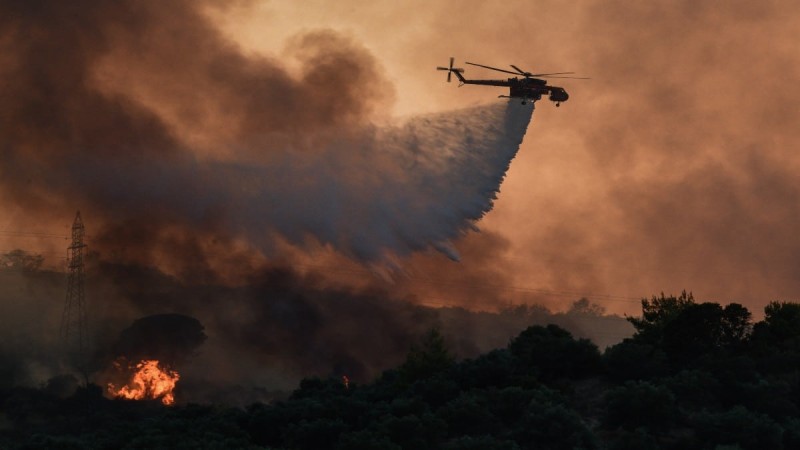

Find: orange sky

[208,1,800,315]
[3,1,800,317]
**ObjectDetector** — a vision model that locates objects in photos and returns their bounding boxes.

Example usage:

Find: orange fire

[108,359,180,405]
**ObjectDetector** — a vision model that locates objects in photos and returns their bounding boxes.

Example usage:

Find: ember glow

[108,359,180,406]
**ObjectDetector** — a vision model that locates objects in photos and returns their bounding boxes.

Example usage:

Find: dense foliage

[2,294,800,449]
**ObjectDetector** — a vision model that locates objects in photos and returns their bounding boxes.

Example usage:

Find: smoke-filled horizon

[5,0,800,322]
[0,263,633,404]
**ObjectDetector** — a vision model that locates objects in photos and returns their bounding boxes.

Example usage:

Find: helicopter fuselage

[452,72,569,105]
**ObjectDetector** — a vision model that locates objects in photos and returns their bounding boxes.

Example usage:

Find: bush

[508,325,602,382]
[691,406,784,450]
[603,381,678,432]
[604,340,668,382]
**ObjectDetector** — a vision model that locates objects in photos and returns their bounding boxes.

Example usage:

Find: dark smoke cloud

[0,0,382,260]
[0,0,533,274]
[111,313,206,366]
[95,262,442,384]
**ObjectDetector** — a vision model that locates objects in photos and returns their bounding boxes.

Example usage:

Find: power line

[0,249,67,256]
[406,275,642,303]
[0,230,69,239]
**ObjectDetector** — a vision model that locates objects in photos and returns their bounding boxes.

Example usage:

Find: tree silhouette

[398,329,454,384]
[508,324,602,382]
[0,250,44,271]
[627,291,695,345]
[752,302,800,351]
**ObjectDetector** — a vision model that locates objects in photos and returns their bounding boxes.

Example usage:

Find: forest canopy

[2,293,800,449]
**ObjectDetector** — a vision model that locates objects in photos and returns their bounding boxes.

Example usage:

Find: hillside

[2,293,799,449]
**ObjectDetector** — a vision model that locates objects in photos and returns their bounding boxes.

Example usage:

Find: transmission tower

[61,211,88,372]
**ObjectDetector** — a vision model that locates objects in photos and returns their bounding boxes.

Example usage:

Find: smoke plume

[111,313,206,366]
[0,0,533,271]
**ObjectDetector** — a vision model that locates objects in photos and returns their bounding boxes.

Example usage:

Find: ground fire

[107,359,180,406]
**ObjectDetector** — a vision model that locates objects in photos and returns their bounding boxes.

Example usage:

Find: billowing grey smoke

[78,101,534,264]
[0,0,533,269]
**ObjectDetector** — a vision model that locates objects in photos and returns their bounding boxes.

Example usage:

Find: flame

[108,359,180,405]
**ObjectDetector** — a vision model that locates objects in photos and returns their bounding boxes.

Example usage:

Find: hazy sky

[216,0,800,314]
[3,0,800,316]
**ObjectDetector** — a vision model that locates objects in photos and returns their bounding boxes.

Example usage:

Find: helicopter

[436,57,588,106]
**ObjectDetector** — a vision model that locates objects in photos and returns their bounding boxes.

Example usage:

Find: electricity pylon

[61,211,88,378]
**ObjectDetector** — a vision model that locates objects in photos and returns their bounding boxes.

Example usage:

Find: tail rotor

[436,57,464,83]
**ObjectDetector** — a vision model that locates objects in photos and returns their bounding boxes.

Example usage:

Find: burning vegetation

[107,359,180,406]
[102,313,205,405]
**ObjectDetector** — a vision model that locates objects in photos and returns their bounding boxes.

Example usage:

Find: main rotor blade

[465,61,520,76]
[530,72,576,76]
[510,64,530,75]
[449,56,454,69]
[541,76,591,79]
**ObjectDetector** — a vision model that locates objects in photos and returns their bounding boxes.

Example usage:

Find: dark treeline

[2,292,800,449]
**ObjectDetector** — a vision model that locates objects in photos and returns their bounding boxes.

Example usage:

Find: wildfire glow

[108,359,180,405]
